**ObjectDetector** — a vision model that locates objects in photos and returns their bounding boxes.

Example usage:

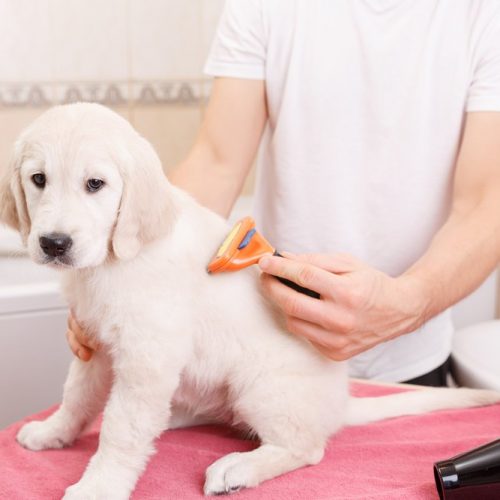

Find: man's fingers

[66,328,80,356]
[67,314,82,338]
[288,252,363,274]
[77,346,93,362]
[260,272,336,327]
[67,313,100,351]
[259,255,340,297]
[285,316,353,361]
[65,329,93,361]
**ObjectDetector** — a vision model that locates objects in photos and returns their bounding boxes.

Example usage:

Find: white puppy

[0,103,498,499]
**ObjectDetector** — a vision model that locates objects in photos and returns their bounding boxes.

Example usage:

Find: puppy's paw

[63,477,129,500]
[204,452,256,496]
[63,481,98,500]
[16,420,73,451]
[62,482,86,500]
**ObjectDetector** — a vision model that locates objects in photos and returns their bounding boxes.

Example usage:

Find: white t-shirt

[204,0,500,382]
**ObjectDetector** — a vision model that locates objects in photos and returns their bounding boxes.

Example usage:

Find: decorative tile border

[0,80,211,108]
[52,83,129,106]
[0,84,53,108]
[129,81,208,104]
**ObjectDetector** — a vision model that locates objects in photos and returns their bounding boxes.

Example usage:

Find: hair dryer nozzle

[434,439,500,499]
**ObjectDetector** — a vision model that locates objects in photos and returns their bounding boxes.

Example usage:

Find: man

[68,0,500,386]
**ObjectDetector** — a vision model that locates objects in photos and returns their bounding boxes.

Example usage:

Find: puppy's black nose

[39,233,73,257]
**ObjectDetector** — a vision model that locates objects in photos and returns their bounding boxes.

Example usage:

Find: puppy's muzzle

[39,233,73,257]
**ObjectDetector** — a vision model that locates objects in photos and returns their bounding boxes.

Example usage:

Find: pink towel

[1,382,499,499]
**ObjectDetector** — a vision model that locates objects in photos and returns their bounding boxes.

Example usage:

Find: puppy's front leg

[17,351,112,451]
[63,338,186,500]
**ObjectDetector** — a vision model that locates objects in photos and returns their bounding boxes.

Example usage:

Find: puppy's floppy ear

[0,166,18,229]
[112,136,177,261]
[0,143,31,244]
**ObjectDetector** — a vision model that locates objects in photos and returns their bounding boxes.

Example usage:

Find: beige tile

[107,105,132,124]
[131,104,201,172]
[0,1,51,82]
[48,0,128,81]
[129,0,204,80]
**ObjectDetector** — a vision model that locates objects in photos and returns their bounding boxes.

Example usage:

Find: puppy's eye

[86,179,105,193]
[31,173,46,188]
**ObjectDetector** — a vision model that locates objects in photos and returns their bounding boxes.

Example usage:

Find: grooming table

[1,382,499,500]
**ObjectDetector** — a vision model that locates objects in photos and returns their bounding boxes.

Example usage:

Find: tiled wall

[0,0,249,183]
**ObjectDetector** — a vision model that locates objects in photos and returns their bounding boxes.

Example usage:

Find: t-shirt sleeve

[467,11,500,111]
[204,0,266,80]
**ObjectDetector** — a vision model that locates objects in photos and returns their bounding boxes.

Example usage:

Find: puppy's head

[0,103,175,269]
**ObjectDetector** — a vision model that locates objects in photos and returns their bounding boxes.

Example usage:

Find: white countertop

[0,258,64,314]
[0,225,26,256]
[0,257,58,287]
[452,320,500,390]
[0,226,65,315]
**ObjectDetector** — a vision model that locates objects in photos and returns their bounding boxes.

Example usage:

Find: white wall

[0,308,70,429]
[0,0,225,85]
[453,272,498,329]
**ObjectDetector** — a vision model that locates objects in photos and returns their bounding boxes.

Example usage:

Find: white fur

[1,103,498,499]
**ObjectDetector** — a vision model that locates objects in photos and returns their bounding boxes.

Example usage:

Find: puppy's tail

[345,387,500,426]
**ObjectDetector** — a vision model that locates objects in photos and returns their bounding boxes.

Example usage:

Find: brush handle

[273,252,320,299]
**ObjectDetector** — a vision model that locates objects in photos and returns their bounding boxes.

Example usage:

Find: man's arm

[258,112,500,361]
[403,112,500,316]
[169,77,267,216]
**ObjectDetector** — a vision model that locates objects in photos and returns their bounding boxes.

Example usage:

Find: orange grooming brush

[208,217,320,299]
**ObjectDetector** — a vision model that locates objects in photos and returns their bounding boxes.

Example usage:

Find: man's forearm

[167,77,267,217]
[169,150,243,217]
[402,193,500,324]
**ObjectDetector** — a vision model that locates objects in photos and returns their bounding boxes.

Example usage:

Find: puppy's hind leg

[203,373,343,496]
[17,351,112,451]
[204,442,324,496]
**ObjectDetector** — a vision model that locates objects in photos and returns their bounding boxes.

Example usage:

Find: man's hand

[259,253,429,361]
[66,312,99,362]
